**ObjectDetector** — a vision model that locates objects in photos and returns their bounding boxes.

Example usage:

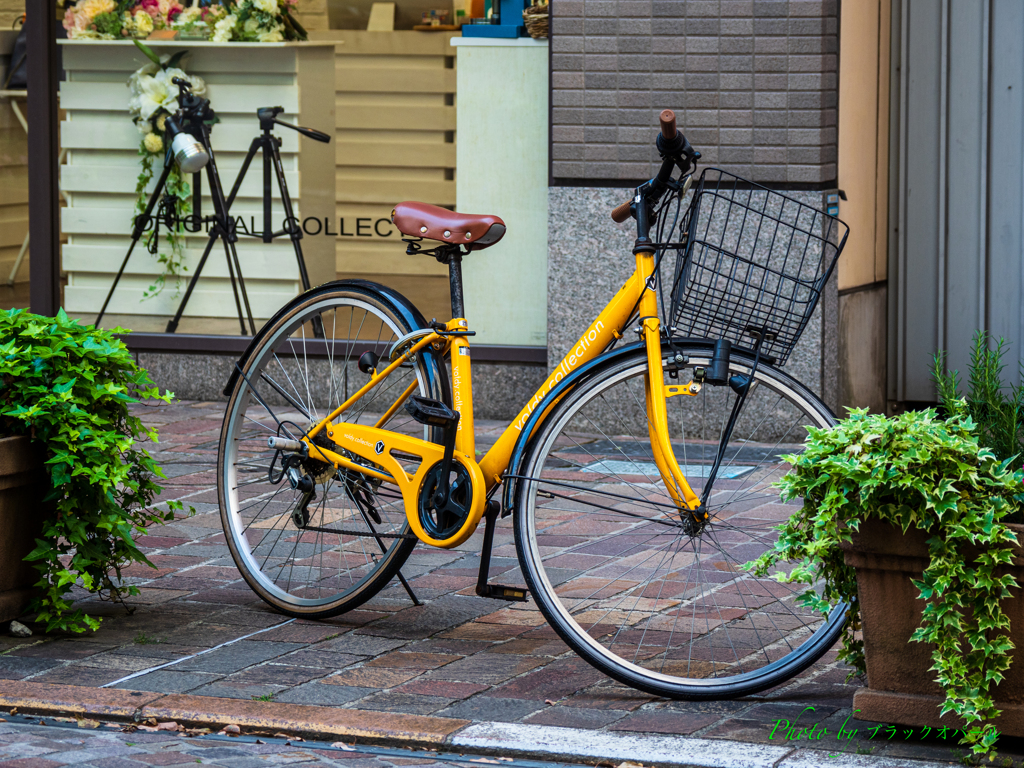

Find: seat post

[448,252,466,319]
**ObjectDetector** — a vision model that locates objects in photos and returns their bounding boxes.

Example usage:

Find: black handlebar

[610,109,701,224]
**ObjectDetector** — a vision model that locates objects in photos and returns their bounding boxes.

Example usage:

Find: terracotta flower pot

[0,435,48,623]
[843,518,1024,736]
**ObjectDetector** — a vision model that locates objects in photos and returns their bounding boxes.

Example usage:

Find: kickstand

[396,570,422,607]
[476,500,529,602]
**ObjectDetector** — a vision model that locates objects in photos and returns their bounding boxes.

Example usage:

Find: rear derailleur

[269,429,337,529]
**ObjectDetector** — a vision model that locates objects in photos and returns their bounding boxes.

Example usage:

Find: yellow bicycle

[218,110,850,698]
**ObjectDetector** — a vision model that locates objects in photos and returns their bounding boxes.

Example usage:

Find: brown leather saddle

[391,201,506,251]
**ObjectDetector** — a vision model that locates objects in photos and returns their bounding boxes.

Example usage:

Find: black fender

[222,279,439,398]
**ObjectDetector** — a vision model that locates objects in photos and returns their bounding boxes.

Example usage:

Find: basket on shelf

[524,3,548,38]
[666,168,849,367]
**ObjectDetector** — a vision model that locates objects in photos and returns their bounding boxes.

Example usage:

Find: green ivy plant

[134,147,193,300]
[0,308,189,633]
[934,330,1024,467]
[749,404,1024,756]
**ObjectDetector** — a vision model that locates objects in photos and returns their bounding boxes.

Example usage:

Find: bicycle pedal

[478,584,529,602]
[405,395,458,428]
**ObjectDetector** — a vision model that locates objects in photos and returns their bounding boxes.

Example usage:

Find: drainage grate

[580,459,756,479]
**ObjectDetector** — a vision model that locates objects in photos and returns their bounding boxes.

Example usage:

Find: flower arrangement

[128,42,207,296]
[182,0,305,42]
[63,0,308,42]
[64,0,186,40]
[169,3,226,38]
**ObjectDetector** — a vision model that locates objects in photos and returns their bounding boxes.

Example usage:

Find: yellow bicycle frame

[300,249,701,549]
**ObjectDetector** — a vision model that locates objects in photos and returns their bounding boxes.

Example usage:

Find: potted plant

[0,432,48,624]
[749,402,1024,756]
[0,308,186,634]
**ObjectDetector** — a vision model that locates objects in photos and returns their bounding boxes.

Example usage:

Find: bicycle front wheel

[218,282,447,619]
[513,342,845,698]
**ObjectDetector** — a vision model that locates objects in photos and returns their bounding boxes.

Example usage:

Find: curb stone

[452,722,789,768]
[0,681,465,747]
[0,682,957,768]
[450,722,957,768]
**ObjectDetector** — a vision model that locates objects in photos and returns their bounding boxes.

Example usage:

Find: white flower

[128,61,159,95]
[162,67,206,96]
[128,68,197,121]
[136,119,153,135]
[129,73,169,120]
[128,70,158,119]
[127,61,206,120]
[212,14,237,42]
[243,17,260,33]
[173,7,202,26]
[257,26,284,42]
[253,0,280,13]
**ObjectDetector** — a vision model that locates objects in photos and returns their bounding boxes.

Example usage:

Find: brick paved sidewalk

[0,400,999,765]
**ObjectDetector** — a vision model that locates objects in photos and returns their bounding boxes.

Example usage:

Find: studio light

[164,115,209,173]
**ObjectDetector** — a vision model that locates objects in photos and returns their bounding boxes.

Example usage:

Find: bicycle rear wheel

[513,342,846,698]
[218,281,447,619]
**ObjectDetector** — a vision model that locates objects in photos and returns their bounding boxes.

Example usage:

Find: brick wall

[551,0,838,186]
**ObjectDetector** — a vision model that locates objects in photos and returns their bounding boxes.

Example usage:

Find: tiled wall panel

[551,0,838,185]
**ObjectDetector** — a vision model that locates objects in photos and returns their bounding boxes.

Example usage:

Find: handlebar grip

[660,109,677,141]
[611,199,633,223]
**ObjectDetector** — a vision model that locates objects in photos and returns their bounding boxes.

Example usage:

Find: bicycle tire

[218,281,448,619]
[513,341,847,698]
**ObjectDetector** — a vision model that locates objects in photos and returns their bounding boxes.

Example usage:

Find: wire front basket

[666,168,849,366]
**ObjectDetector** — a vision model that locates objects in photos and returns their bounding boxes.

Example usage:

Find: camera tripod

[95,80,331,336]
